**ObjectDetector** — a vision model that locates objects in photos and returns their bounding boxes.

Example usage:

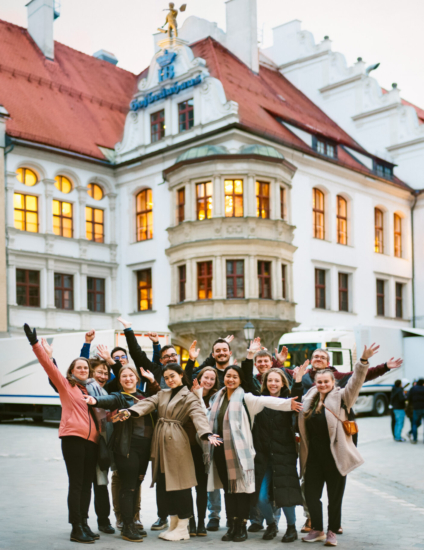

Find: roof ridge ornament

[157,3,187,39]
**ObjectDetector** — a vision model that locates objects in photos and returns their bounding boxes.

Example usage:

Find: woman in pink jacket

[24,324,100,544]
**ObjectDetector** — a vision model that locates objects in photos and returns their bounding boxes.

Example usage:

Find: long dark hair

[163,363,190,387]
[196,367,220,396]
[66,358,92,387]
[223,365,249,392]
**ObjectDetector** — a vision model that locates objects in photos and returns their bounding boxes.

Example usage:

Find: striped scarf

[208,386,255,493]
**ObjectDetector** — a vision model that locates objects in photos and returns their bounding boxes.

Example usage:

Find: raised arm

[80,330,95,359]
[244,392,302,418]
[364,357,403,381]
[341,344,378,409]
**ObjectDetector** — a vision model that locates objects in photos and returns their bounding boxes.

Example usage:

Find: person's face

[315,373,335,394]
[224,369,241,391]
[92,365,109,387]
[112,350,128,366]
[212,343,232,366]
[164,369,184,388]
[119,369,138,392]
[160,347,178,366]
[267,372,283,396]
[311,350,330,370]
[199,370,216,392]
[255,355,272,374]
[71,360,90,381]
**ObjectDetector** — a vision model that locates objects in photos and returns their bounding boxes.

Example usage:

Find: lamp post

[243,321,255,344]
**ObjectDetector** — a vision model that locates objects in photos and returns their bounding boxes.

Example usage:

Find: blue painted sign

[158,50,177,82]
[130,75,202,112]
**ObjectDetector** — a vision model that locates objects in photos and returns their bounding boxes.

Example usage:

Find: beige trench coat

[298,361,368,477]
[129,386,211,491]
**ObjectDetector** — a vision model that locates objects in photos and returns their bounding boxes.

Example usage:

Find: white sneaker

[162,518,190,541]
[159,515,178,539]
[116,520,123,531]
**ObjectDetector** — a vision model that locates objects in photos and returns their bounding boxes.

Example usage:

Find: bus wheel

[373,393,388,416]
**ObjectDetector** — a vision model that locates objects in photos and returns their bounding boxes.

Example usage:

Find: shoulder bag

[323,403,359,437]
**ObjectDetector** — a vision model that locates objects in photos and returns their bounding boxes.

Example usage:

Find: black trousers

[93,478,111,525]
[61,436,98,524]
[191,444,208,522]
[214,443,251,521]
[304,445,346,533]
[114,437,151,524]
[156,470,193,519]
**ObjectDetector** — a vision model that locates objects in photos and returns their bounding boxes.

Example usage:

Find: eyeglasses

[162,353,178,360]
[313,355,328,360]
[113,355,127,361]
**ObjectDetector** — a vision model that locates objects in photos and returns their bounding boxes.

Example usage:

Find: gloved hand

[24,323,38,346]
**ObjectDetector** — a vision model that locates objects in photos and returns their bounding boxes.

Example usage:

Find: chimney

[225,0,259,73]
[93,50,119,66]
[26,0,58,59]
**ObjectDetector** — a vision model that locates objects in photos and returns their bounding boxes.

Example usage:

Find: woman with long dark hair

[299,344,378,547]
[24,324,100,544]
[83,364,160,542]
[206,353,302,543]
[111,363,221,541]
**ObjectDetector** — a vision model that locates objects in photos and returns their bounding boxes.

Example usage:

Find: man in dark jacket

[391,380,406,442]
[407,379,424,444]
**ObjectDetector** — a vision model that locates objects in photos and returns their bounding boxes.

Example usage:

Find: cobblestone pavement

[1,416,423,550]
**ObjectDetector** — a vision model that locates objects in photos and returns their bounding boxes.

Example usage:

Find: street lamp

[243,321,255,343]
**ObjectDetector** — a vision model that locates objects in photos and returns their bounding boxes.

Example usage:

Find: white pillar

[80,264,88,311]
[5,171,16,230]
[77,186,87,240]
[46,258,55,309]
[7,254,17,306]
[44,178,55,234]
[213,173,222,218]
[106,192,117,244]
[247,173,256,217]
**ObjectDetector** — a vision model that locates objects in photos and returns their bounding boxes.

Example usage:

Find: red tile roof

[0,18,137,160]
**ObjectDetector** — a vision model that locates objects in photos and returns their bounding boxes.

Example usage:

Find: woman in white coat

[206,360,302,543]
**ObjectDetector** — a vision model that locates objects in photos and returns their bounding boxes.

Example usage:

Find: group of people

[390,378,424,442]
[24,319,403,546]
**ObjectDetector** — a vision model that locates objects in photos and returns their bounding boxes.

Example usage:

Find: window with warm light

[256,182,270,219]
[54,175,73,194]
[137,269,152,311]
[87,183,104,200]
[53,200,73,238]
[196,182,212,221]
[197,261,212,300]
[14,193,38,233]
[136,189,153,241]
[226,260,244,299]
[16,168,38,186]
[177,188,185,224]
[394,214,402,258]
[178,99,194,132]
[86,207,104,242]
[258,261,272,299]
[337,196,347,245]
[151,110,165,142]
[224,179,243,217]
[313,188,325,239]
[374,208,384,253]
[173,345,190,369]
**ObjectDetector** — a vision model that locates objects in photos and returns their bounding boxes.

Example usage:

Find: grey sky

[1,0,423,107]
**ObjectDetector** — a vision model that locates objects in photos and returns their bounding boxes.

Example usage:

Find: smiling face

[255,354,273,374]
[119,368,138,393]
[163,369,184,389]
[199,370,216,393]
[224,368,241,391]
[160,347,178,366]
[315,372,335,395]
[71,360,90,381]
[112,350,129,367]
[266,371,284,397]
[92,364,109,388]
[212,342,232,367]
[311,350,330,371]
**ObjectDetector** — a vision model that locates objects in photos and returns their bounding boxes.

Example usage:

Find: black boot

[70,523,95,544]
[189,517,197,536]
[263,522,278,540]
[81,519,99,540]
[233,519,248,543]
[98,522,115,534]
[282,524,298,543]
[221,518,236,541]
[197,519,207,537]
[122,522,143,542]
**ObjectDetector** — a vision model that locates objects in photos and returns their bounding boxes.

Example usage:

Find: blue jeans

[393,409,406,441]
[207,489,221,520]
[257,467,296,526]
[412,409,424,442]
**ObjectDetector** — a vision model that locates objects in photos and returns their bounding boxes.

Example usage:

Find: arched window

[312,188,325,239]
[54,175,73,194]
[394,214,402,258]
[87,183,104,200]
[337,196,347,245]
[16,168,38,186]
[136,189,153,241]
[375,208,384,253]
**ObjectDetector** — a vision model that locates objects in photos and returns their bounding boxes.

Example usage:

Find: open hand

[191,378,201,393]
[290,396,303,412]
[295,360,309,382]
[41,338,53,359]
[85,330,95,344]
[208,434,223,447]
[140,367,154,383]
[386,357,403,370]
[111,409,131,423]
[247,337,261,359]
[97,344,113,364]
[224,335,234,344]
[275,346,288,364]
[361,343,380,360]
[117,317,132,329]
[82,395,97,406]
[189,340,200,361]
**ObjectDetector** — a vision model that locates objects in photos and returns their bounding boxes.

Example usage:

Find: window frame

[282,264,287,300]
[178,265,186,303]
[312,136,338,159]
[87,183,104,201]
[224,179,244,218]
[373,160,393,180]
[226,260,245,299]
[256,181,270,219]
[54,273,74,310]
[86,206,104,243]
[374,208,384,254]
[14,193,39,233]
[315,268,326,309]
[313,188,325,240]
[338,272,349,312]
[395,282,403,319]
[336,195,348,245]
[177,187,185,224]
[376,279,385,316]
[280,187,285,220]
[196,182,213,221]
[137,268,153,311]
[16,167,38,186]
[394,214,402,258]
[150,109,165,143]
[197,261,213,300]
[178,99,194,133]
[54,175,73,194]
[136,189,153,242]
[16,268,40,308]
[258,260,272,299]
[53,199,73,238]
[87,277,106,313]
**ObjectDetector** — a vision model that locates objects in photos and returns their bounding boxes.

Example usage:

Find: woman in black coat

[252,365,305,543]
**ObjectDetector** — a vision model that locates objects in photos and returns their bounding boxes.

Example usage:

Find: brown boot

[111,471,122,530]
[301,518,312,533]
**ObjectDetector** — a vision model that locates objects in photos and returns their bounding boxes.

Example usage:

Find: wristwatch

[360,358,369,364]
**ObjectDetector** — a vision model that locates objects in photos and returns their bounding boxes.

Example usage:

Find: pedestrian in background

[407,379,424,444]
[390,380,406,442]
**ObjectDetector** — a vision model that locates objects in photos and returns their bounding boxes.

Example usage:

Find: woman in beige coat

[298,343,379,547]
[112,363,221,542]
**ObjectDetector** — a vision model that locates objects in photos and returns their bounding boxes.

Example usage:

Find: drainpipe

[411,191,419,328]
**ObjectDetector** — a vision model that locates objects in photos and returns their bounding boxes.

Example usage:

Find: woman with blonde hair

[299,344,378,547]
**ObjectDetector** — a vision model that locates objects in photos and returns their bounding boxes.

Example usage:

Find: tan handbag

[323,403,359,436]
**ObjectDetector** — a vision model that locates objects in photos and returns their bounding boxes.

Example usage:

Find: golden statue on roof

[158,3,187,38]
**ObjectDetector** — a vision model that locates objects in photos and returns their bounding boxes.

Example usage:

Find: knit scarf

[208,386,254,493]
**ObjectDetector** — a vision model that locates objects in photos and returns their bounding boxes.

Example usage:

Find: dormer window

[312,137,337,159]
[374,160,393,180]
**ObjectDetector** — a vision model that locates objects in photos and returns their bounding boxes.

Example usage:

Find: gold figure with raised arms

[157,3,187,38]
